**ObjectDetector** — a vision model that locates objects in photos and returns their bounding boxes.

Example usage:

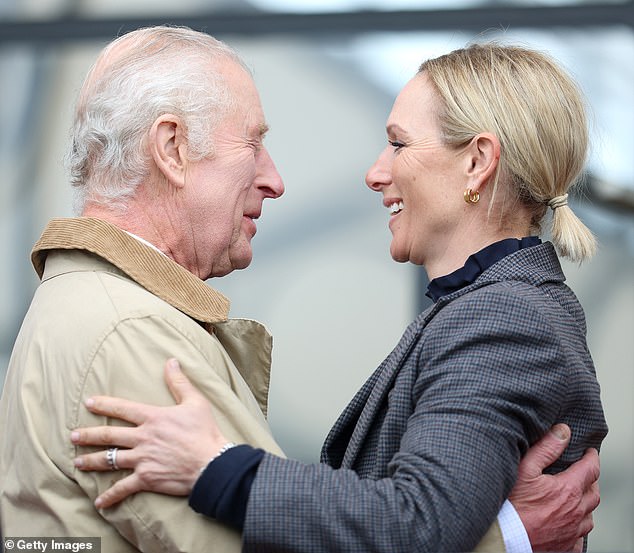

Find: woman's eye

[389,140,405,150]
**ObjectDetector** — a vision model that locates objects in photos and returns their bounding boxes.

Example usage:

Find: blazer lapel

[329,305,438,469]
[325,243,565,469]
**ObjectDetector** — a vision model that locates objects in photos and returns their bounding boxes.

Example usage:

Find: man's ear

[148,114,188,188]
[465,132,501,193]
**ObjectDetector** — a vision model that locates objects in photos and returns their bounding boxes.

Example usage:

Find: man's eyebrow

[259,123,270,137]
[248,123,269,143]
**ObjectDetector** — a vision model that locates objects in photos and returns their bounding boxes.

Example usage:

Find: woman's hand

[71,358,228,508]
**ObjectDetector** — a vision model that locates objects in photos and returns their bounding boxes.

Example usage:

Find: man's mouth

[244,208,261,221]
[242,213,259,236]
[388,201,404,215]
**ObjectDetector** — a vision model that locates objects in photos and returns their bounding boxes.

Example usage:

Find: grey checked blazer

[243,242,608,552]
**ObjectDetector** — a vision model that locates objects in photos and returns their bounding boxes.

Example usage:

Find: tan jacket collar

[32,217,230,324]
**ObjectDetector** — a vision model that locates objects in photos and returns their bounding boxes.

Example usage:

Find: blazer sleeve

[71,315,283,553]
[242,284,568,553]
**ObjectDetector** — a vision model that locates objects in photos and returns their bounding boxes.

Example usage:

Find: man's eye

[249,140,263,153]
[389,140,405,150]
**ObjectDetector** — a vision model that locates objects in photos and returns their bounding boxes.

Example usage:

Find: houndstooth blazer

[243,242,608,552]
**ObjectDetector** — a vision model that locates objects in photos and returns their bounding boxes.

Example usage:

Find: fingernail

[71,431,80,443]
[95,497,102,508]
[85,398,95,408]
[551,424,569,440]
[168,358,181,371]
[73,457,83,468]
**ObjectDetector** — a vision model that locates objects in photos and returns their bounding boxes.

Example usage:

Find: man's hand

[71,358,227,508]
[511,424,600,553]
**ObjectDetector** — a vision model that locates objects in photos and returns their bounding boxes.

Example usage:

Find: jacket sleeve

[242,284,568,553]
[71,315,283,553]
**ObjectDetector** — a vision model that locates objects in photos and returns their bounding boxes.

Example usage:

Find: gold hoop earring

[464,188,480,204]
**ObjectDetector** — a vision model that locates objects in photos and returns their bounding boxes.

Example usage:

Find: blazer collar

[427,242,565,316]
[31,217,230,324]
[476,241,564,287]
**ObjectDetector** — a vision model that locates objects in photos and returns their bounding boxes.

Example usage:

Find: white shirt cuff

[498,500,532,553]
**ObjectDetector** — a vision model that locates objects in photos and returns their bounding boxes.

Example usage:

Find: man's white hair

[67,25,250,213]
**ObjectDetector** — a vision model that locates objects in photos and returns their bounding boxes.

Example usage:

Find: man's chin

[230,249,253,272]
[207,242,254,278]
[206,255,252,279]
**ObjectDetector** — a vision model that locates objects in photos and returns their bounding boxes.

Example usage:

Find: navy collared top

[426,236,541,302]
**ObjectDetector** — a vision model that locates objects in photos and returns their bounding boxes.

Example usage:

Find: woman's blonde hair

[419,42,596,262]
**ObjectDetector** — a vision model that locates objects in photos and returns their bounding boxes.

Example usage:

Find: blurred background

[1,0,632,551]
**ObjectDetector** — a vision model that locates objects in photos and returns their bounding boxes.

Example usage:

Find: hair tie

[548,193,569,211]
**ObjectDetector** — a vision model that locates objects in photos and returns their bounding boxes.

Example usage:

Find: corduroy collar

[31,217,230,324]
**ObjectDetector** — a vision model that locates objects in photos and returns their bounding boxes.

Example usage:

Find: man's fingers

[84,396,152,426]
[94,474,143,509]
[519,424,571,478]
[164,358,205,405]
[561,448,600,490]
[579,481,601,514]
[572,537,584,553]
[71,425,138,448]
[571,482,598,547]
[577,513,595,538]
[73,447,133,471]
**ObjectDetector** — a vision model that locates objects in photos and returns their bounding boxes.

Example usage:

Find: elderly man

[1,26,598,552]
[0,26,284,551]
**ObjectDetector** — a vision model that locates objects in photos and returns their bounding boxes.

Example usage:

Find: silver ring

[106,447,119,471]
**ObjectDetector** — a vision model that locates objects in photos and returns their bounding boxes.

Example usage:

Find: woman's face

[365,73,471,271]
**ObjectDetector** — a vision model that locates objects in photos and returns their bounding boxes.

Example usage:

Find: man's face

[182,60,284,279]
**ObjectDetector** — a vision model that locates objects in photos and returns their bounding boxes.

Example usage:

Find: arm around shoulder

[72,316,280,551]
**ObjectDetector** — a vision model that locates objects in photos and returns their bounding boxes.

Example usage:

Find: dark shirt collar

[426,236,542,302]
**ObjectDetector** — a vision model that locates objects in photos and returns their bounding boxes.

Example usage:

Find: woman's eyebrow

[386,123,407,136]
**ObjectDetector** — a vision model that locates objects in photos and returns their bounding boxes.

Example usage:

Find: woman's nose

[365,147,392,192]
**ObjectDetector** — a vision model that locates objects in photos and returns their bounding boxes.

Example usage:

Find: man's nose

[257,148,284,199]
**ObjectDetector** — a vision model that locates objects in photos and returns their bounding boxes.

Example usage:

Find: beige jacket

[0,218,283,552]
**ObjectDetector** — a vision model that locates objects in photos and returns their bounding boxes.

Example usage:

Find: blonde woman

[72,43,607,552]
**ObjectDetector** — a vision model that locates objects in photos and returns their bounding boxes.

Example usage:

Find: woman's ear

[148,114,188,188]
[465,132,501,193]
